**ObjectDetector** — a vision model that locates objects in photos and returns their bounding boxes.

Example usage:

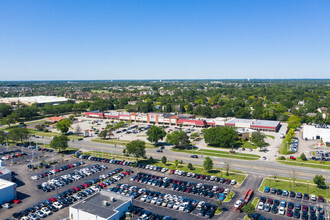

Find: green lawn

[277,158,330,170]
[259,176,330,199]
[92,138,155,149]
[224,191,235,202]
[172,148,260,160]
[266,135,275,139]
[28,129,82,140]
[279,138,293,155]
[241,142,258,149]
[251,197,259,208]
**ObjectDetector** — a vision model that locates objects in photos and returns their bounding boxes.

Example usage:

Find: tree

[146,125,166,145]
[300,153,307,161]
[216,200,223,213]
[0,104,12,118]
[0,130,6,144]
[161,156,167,165]
[203,126,238,148]
[56,119,72,134]
[166,130,190,148]
[251,132,269,150]
[50,135,69,152]
[313,175,325,188]
[203,157,213,173]
[8,128,29,143]
[98,130,108,139]
[224,162,230,176]
[126,140,146,162]
[288,116,301,130]
[74,125,82,135]
[242,202,255,217]
[174,159,179,167]
[187,163,193,170]
[0,115,17,128]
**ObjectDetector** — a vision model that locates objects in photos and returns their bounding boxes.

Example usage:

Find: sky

[0,0,330,80]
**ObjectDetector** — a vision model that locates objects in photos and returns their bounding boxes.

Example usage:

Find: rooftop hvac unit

[103,200,109,206]
[109,197,116,202]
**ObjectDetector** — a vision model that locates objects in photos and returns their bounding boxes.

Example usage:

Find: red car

[13,199,21,204]
[225,179,231,184]
[48,197,56,202]
[290,156,296,160]
[170,170,175,174]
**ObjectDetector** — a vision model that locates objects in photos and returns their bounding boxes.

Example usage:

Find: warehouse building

[84,111,280,131]
[0,96,71,106]
[69,190,132,220]
[0,161,12,181]
[0,178,17,205]
[303,125,330,144]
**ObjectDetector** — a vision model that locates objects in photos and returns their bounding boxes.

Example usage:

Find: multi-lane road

[32,137,330,181]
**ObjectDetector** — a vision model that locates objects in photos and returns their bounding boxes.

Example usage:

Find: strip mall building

[85,111,280,132]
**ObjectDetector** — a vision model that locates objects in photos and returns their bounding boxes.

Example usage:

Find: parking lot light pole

[307,181,309,194]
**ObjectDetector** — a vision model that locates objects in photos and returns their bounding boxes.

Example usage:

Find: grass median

[171,148,260,160]
[277,158,330,170]
[224,191,235,202]
[259,176,330,199]
[92,138,155,149]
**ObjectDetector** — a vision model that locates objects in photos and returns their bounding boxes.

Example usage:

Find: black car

[191,155,198,158]
[290,191,296,197]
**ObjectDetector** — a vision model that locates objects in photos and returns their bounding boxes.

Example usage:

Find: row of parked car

[132,206,176,220]
[31,161,84,180]
[131,172,231,199]
[36,164,107,192]
[0,149,21,155]
[169,169,237,185]
[289,137,299,152]
[257,196,326,220]
[133,184,217,218]
[12,167,128,220]
[264,187,325,203]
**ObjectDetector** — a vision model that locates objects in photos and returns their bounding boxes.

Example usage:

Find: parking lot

[254,186,328,220]
[0,144,54,166]
[0,152,245,220]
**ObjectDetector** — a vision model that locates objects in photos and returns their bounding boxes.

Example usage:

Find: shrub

[278,156,286,160]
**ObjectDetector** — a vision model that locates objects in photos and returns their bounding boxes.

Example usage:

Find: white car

[28,213,39,220]
[197,201,205,209]
[2,203,12,209]
[234,200,243,208]
[21,216,30,220]
[151,197,158,204]
[53,202,63,209]
[41,207,52,215]
[179,203,187,211]
[31,175,39,180]
[173,202,181,210]
[257,202,264,210]
[140,195,147,202]
[310,194,317,201]
[230,180,237,185]
[35,210,46,218]
[224,188,230,194]
[279,206,285,215]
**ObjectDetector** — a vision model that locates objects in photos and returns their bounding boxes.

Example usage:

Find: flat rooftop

[0,96,69,104]
[251,120,280,128]
[0,166,11,176]
[0,178,15,190]
[72,190,131,219]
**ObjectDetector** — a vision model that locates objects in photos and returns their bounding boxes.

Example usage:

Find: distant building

[45,116,65,123]
[0,96,71,106]
[303,125,330,144]
[69,190,132,220]
[84,111,280,131]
